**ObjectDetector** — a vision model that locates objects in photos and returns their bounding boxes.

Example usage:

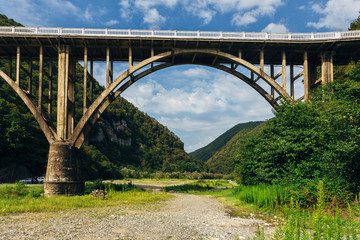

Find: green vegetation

[190,121,263,162]
[0,14,204,182]
[0,181,169,215]
[235,79,360,207]
[252,182,360,239]
[206,123,264,174]
[165,179,235,192]
[233,184,288,209]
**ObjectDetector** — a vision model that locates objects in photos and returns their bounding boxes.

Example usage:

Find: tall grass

[233,184,288,209]
[252,181,360,239]
[0,181,169,215]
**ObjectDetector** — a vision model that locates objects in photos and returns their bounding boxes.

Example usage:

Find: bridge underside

[0,30,358,196]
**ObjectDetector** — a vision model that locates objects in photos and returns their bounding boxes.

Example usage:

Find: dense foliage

[0,14,204,182]
[235,79,360,205]
[206,122,263,174]
[190,121,263,162]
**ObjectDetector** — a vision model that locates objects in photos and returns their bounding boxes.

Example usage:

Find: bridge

[1,27,360,196]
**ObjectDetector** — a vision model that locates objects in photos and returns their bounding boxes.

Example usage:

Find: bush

[84,179,135,194]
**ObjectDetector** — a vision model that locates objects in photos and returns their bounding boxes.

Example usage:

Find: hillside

[189,121,263,162]
[0,14,204,182]
[206,123,264,174]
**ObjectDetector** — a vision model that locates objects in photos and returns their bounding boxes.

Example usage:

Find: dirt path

[0,193,274,239]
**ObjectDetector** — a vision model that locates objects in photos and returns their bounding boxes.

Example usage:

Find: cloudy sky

[1,0,360,152]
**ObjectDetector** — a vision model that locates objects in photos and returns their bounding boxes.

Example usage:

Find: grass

[110,178,195,186]
[0,182,170,215]
[247,181,360,239]
[164,179,236,193]
[233,184,289,210]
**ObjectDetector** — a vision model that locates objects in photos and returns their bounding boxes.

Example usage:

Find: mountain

[190,121,264,162]
[206,123,264,174]
[0,14,204,182]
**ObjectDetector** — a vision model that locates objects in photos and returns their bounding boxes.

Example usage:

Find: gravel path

[0,193,274,239]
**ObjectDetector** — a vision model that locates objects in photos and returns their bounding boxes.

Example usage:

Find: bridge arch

[71,49,292,148]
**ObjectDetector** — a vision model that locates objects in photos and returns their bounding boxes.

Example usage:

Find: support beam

[304,51,309,101]
[129,45,133,68]
[90,60,93,102]
[27,58,32,94]
[16,45,20,86]
[38,46,43,111]
[106,46,110,88]
[321,51,334,84]
[48,61,52,120]
[57,45,70,140]
[68,59,76,137]
[151,46,154,69]
[282,51,286,90]
[83,47,87,114]
[238,50,242,59]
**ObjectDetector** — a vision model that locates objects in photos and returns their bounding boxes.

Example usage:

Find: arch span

[71,49,292,148]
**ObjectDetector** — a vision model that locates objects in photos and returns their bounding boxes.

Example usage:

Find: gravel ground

[0,193,275,240]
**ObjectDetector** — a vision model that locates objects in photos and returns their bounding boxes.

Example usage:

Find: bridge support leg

[320,51,334,84]
[44,141,84,196]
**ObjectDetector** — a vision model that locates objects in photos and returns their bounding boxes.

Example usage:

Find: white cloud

[118,0,284,28]
[105,20,119,26]
[119,0,132,20]
[143,8,166,29]
[262,22,289,33]
[307,0,360,30]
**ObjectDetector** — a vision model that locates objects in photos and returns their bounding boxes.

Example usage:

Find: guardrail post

[105,29,108,35]
[82,28,85,35]
[311,33,314,39]
[35,27,39,34]
[12,27,15,33]
[197,31,200,37]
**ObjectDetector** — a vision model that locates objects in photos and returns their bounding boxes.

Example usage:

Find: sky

[1,0,360,152]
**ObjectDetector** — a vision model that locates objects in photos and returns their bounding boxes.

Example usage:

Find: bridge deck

[0,27,360,65]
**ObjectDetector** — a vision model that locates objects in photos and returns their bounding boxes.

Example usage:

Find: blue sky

[1,0,360,152]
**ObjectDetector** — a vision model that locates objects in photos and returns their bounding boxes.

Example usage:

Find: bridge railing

[0,26,359,41]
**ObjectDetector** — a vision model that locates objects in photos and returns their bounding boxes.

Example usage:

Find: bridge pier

[44,142,84,196]
[321,51,334,84]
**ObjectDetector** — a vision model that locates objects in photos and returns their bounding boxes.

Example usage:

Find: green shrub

[233,184,289,209]
[84,179,135,194]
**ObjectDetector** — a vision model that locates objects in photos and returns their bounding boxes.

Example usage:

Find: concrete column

[16,45,20,85]
[67,59,76,138]
[106,47,110,88]
[290,65,294,100]
[27,58,32,94]
[282,51,286,90]
[44,142,84,196]
[320,51,334,84]
[38,46,43,111]
[48,61,53,120]
[304,51,309,101]
[83,47,87,114]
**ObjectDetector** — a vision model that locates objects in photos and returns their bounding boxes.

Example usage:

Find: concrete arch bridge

[0,27,359,196]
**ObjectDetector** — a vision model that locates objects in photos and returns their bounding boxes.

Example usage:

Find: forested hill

[206,123,264,174]
[0,14,204,182]
[189,121,263,162]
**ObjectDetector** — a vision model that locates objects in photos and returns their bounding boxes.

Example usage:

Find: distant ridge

[189,121,264,162]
